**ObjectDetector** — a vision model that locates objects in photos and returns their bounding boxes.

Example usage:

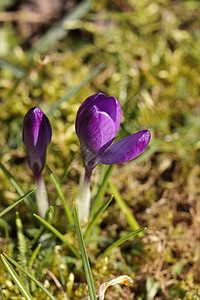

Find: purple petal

[100,130,151,165]
[22,107,52,175]
[75,93,121,170]
[76,93,121,137]
[78,105,118,170]
[78,105,117,152]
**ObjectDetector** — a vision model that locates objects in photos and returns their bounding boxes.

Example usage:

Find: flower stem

[35,173,49,218]
[77,171,91,224]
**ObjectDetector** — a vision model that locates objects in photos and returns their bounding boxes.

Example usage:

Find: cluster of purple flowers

[23,93,151,220]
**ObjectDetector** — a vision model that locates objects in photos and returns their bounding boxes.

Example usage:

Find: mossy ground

[1,0,200,299]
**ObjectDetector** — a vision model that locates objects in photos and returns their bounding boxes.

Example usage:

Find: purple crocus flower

[22,107,52,217]
[22,107,52,177]
[76,93,150,177]
[75,93,151,222]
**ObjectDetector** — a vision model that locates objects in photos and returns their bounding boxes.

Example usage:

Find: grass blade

[100,228,146,259]
[51,152,76,206]
[0,188,35,218]
[2,253,56,300]
[90,165,114,218]
[60,151,76,185]
[47,63,105,116]
[73,204,97,300]
[28,0,92,56]
[0,162,34,212]
[55,253,69,300]
[109,181,142,236]
[45,205,55,224]
[15,212,28,287]
[31,206,54,247]
[28,244,41,271]
[0,254,33,300]
[84,195,113,240]
[46,165,73,224]
[3,78,22,102]
[0,59,25,78]
[33,213,80,259]
[31,226,44,247]
[0,219,9,239]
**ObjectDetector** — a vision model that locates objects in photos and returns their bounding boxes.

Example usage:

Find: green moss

[1,0,200,298]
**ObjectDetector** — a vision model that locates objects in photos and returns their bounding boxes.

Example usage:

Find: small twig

[0,11,44,23]
[45,268,67,300]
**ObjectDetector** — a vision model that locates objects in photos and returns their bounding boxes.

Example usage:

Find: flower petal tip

[100,129,151,165]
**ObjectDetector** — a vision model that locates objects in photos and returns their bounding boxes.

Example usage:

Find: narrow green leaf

[109,181,142,236]
[100,228,146,259]
[28,0,92,56]
[55,253,69,300]
[0,219,9,239]
[0,188,35,218]
[46,165,73,224]
[2,253,56,300]
[3,78,22,102]
[16,212,28,277]
[47,63,105,116]
[84,195,113,240]
[33,213,80,259]
[0,162,34,212]
[45,205,55,225]
[90,165,114,218]
[73,204,97,300]
[0,59,25,78]
[51,152,76,206]
[1,254,33,300]
[60,152,76,185]
[31,226,44,247]
[28,244,41,271]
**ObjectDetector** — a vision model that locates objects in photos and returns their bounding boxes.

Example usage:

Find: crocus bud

[22,107,52,176]
[75,93,151,177]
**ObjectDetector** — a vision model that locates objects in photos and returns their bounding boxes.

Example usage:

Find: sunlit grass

[0,0,200,298]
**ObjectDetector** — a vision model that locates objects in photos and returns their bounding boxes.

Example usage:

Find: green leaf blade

[46,63,105,116]
[1,254,33,300]
[84,195,113,240]
[0,162,34,212]
[28,0,92,56]
[109,181,143,236]
[0,188,35,218]
[73,204,97,300]
[46,165,73,224]
[33,213,81,259]
[100,227,146,259]
[90,165,114,218]
[2,254,56,300]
